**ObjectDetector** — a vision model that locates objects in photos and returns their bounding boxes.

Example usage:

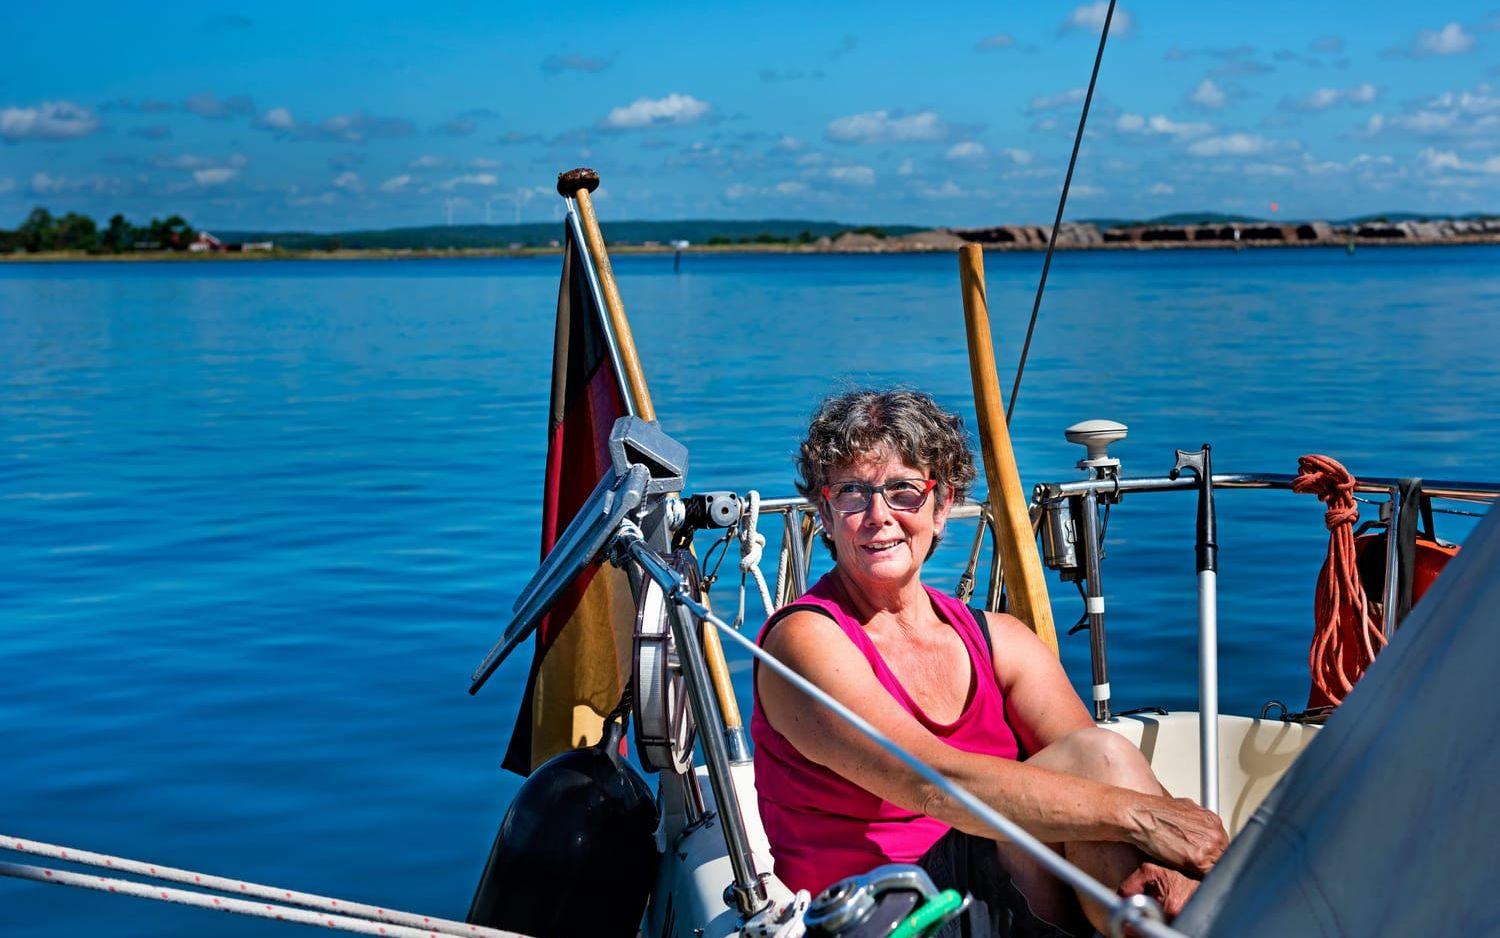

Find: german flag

[502,224,637,775]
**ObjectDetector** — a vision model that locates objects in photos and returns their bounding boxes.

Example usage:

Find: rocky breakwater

[818,218,1499,253]
[954,217,1500,250]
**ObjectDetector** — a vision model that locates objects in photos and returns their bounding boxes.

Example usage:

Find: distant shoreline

[5,236,1498,263]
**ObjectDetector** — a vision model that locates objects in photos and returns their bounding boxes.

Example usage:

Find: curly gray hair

[795,388,977,558]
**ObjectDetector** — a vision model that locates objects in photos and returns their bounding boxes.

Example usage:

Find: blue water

[2,247,1497,936]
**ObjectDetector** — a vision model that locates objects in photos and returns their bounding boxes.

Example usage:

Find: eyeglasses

[821,478,938,514]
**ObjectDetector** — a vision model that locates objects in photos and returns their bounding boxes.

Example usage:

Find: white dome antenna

[1065,419,1128,472]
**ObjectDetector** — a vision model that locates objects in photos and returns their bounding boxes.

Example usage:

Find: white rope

[734,490,775,628]
[0,861,524,938]
[774,529,792,609]
[1,835,518,938]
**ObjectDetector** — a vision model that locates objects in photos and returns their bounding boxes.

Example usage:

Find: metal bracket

[610,416,688,494]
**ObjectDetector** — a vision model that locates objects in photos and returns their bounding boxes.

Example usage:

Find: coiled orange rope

[1292,455,1386,708]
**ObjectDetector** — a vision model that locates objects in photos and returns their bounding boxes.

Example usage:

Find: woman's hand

[1125,795,1228,875]
[1118,862,1201,919]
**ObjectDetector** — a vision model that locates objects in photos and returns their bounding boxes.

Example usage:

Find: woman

[751,389,1226,937]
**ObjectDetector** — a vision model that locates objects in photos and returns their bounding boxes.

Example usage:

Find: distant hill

[1335,211,1499,224]
[208,211,1500,251]
[214,219,925,250]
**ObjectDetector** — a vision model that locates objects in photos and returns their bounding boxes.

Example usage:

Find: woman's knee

[1029,727,1158,792]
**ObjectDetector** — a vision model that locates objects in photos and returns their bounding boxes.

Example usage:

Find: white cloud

[0,177,13,194]
[602,93,710,130]
[724,179,811,201]
[469,157,501,170]
[1188,79,1227,109]
[1115,113,1214,139]
[1369,85,1500,139]
[1028,88,1085,113]
[916,180,965,199]
[945,141,987,161]
[378,174,413,193]
[153,153,248,171]
[150,153,247,187]
[1283,83,1380,111]
[1411,22,1476,56]
[1148,182,1175,195]
[1002,147,1033,165]
[29,172,68,194]
[773,135,803,152]
[976,32,1015,51]
[0,101,100,141]
[1243,162,1296,177]
[827,109,946,143]
[1420,147,1500,173]
[193,166,239,186]
[28,171,123,195]
[439,173,499,190]
[256,108,414,142]
[182,92,255,119]
[258,107,296,131]
[408,154,448,170]
[826,165,876,187]
[897,158,917,176]
[1187,133,1271,156]
[1421,148,1464,171]
[1061,2,1133,37]
[332,171,362,191]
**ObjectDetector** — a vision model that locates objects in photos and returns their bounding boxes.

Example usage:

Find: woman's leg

[995,727,1185,934]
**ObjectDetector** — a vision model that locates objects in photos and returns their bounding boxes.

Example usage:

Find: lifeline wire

[1007,0,1117,424]
[1,835,516,938]
[0,861,520,938]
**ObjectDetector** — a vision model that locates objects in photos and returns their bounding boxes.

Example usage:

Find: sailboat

[458,166,1499,938]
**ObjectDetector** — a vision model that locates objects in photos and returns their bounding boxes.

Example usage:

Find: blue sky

[2,1,1497,230]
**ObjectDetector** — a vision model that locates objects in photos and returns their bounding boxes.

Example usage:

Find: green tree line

[0,208,198,254]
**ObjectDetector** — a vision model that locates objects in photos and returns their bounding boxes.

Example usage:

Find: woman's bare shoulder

[977,610,1069,677]
[762,607,853,662]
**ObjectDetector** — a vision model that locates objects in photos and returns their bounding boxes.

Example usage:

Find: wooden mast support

[556,167,746,746]
[958,244,1060,656]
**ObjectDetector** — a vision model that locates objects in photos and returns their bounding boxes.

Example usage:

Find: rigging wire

[1007,0,1118,424]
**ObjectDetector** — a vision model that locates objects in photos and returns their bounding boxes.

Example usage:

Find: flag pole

[958,244,1060,656]
[557,169,655,422]
[555,168,747,756]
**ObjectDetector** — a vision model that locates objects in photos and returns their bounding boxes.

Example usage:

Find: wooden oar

[557,167,747,751]
[958,244,1060,656]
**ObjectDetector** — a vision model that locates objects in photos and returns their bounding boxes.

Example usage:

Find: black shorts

[916,829,1081,938]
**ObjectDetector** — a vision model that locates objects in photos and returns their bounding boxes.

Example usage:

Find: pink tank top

[750,573,1022,894]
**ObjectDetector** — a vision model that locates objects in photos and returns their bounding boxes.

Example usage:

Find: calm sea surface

[2,247,1497,935]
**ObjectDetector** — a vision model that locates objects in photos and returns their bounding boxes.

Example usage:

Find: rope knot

[1291,454,1357,507]
[1293,453,1382,709]
[1324,505,1359,530]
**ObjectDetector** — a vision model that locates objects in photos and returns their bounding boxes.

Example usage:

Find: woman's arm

[981,611,1094,756]
[758,610,1223,873]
